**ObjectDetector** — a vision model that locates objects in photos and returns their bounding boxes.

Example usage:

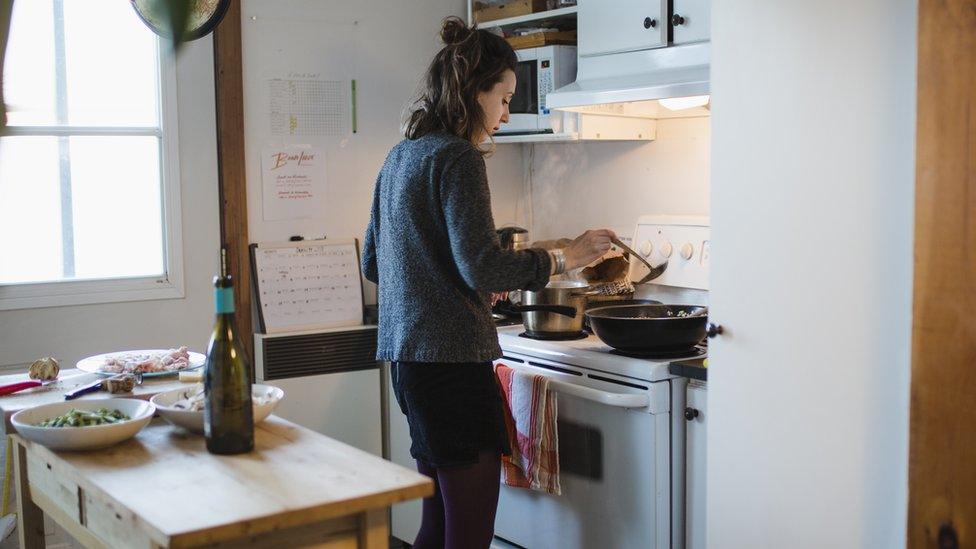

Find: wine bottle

[204,249,254,454]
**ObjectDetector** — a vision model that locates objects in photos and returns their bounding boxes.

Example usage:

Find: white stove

[497,325,704,383]
[491,215,710,549]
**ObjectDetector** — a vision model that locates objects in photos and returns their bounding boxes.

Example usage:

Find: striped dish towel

[494,363,561,495]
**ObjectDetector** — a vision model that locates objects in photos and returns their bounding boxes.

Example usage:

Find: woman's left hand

[490,292,508,306]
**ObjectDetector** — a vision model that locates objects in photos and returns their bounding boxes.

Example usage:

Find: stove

[498,324,701,382]
[490,215,710,549]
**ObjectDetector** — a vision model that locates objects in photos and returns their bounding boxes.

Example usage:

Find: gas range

[497,324,705,383]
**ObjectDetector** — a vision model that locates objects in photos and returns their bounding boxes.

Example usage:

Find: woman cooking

[361,16,614,549]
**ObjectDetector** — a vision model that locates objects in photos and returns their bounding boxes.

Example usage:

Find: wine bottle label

[215,288,235,314]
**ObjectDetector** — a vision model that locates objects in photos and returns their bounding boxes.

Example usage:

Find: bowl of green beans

[11,398,155,451]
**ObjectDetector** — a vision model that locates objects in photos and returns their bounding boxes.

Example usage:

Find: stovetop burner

[519,330,589,341]
[608,346,706,360]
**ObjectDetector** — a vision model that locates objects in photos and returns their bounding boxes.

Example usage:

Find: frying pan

[585,304,708,354]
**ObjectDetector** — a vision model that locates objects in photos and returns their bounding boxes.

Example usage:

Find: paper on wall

[261,146,326,221]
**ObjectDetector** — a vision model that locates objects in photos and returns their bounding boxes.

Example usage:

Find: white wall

[486,117,711,242]
[708,1,915,547]
[0,37,221,371]
[240,0,480,306]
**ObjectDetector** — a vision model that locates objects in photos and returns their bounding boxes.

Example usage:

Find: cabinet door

[671,0,710,44]
[579,0,667,57]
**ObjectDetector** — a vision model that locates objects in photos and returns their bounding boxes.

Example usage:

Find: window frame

[0,38,185,311]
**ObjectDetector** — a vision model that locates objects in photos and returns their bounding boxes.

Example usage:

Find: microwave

[498,45,577,135]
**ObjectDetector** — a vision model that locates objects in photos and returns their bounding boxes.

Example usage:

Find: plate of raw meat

[76,347,205,377]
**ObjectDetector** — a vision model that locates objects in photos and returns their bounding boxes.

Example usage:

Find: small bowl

[11,398,155,451]
[150,384,284,434]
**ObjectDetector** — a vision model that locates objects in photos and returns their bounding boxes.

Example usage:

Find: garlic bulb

[28,357,60,380]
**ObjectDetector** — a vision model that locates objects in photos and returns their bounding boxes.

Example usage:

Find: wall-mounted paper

[261,146,326,221]
[267,74,347,137]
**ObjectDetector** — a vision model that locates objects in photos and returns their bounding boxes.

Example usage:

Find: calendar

[250,239,364,334]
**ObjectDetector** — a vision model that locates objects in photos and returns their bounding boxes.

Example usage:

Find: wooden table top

[0,368,194,433]
[14,416,433,547]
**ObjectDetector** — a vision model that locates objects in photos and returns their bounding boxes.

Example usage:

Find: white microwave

[498,45,577,135]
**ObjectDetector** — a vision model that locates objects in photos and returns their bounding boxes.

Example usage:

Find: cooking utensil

[0,379,59,396]
[64,373,144,400]
[612,237,668,284]
[0,373,88,396]
[520,281,600,335]
[582,298,662,332]
[585,304,708,354]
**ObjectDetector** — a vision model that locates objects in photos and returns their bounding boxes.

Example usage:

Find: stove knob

[640,240,653,257]
[680,242,694,260]
[659,240,673,258]
[684,407,700,421]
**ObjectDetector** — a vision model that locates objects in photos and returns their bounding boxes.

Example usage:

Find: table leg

[359,508,389,548]
[12,440,45,548]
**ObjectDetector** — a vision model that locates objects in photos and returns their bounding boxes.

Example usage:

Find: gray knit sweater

[362,133,552,362]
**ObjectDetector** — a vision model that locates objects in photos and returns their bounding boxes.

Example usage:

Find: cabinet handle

[684,407,700,421]
[643,17,657,29]
[672,14,686,26]
[706,323,723,338]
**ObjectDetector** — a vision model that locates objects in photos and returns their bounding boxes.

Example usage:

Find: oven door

[493,354,675,549]
[500,50,545,134]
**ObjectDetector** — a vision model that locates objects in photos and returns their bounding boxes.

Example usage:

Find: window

[0,0,183,310]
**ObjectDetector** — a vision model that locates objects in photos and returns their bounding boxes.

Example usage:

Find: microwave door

[500,58,543,133]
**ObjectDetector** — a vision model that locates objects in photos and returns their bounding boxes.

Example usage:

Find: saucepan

[585,304,708,354]
[497,281,600,336]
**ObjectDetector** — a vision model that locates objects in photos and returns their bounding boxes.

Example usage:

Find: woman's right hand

[564,229,617,271]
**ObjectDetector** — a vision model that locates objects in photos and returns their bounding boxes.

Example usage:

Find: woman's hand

[490,292,509,306]
[564,229,617,271]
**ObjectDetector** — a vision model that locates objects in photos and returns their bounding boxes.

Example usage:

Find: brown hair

[405,17,517,147]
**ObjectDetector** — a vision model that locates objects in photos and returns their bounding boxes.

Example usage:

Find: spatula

[612,237,668,284]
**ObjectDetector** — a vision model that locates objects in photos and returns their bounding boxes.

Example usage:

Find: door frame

[908,0,976,546]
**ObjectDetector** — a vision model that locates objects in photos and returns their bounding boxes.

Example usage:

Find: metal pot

[496,227,530,251]
[517,281,598,335]
[585,304,708,354]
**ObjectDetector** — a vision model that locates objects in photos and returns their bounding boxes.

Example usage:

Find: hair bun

[440,16,473,45]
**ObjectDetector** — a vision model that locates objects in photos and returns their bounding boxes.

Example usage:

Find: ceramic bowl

[150,384,284,434]
[11,398,155,451]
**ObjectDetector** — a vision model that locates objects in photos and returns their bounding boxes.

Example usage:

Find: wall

[708,1,915,547]
[240,0,503,306]
[0,37,221,372]
[486,117,711,242]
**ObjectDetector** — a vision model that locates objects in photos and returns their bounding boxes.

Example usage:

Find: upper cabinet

[578,0,668,57]
[671,0,711,45]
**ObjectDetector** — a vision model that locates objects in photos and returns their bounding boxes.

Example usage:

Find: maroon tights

[413,451,502,549]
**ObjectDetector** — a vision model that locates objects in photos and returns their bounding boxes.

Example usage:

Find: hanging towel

[494,363,561,495]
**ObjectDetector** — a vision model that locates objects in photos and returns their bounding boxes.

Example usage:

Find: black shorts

[391,361,511,468]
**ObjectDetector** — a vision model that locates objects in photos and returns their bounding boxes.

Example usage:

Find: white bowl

[11,398,155,451]
[150,384,284,435]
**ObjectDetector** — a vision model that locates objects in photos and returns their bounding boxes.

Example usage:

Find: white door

[579,0,667,57]
[671,0,710,44]
[707,0,916,545]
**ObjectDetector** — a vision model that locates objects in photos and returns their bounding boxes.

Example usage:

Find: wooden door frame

[908,0,975,546]
[212,0,253,363]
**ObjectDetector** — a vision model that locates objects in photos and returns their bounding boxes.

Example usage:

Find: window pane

[70,136,164,280]
[4,2,57,125]
[0,138,64,283]
[63,0,159,126]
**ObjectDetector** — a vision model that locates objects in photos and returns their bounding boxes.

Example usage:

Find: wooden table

[1,372,433,548]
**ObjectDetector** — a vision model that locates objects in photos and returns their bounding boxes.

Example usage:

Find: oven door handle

[546,378,649,409]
